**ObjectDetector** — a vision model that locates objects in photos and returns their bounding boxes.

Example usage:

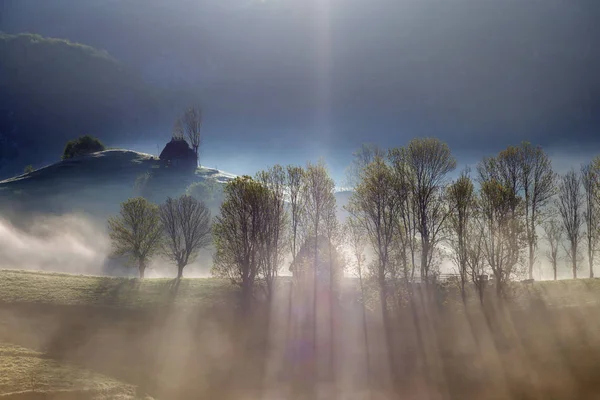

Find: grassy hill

[0,150,235,218]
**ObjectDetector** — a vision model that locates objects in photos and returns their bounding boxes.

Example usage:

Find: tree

[23,164,34,174]
[212,175,285,308]
[108,197,163,278]
[446,170,476,300]
[302,160,337,287]
[465,211,487,303]
[160,195,212,279]
[518,143,555,280]
[62,135,105,160]
[286,165,305,275]
[542,217,563,281]
[186,180,224,211]
[345,143,385,188]
[181,106,202,164]
[390,138,456,280]
[390,152,419,281]
[581,163,599,278]
[477,167,526,296]
[172,117,184,140]
[557,170,584,279]
[255,165,288,299]
[343,217,369,358]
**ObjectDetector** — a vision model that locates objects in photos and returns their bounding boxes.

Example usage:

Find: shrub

[23,164,34,174]
[186,180,224,207]
[62,135,105,160]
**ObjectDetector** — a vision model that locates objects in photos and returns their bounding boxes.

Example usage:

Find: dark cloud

[3,0,600,180]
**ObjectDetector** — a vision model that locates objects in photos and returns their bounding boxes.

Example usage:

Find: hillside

[0,33,163,178]
[0,150,236,218]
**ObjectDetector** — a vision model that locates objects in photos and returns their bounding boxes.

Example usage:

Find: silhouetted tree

[256,165,288,300]
[581,163,599,278]
[345,143,385,188]
[182,106,202,164]
[212,175,286,308]
[390,138,456,280]
[477,162,526,296]
[447,170,476,301]
[160,195,212,279]
[557,169,584,279]
[62,135,105,160]
[108,197,163,278]
[542,216,563,280]
[518,143,556,280]
[286,165,305,275]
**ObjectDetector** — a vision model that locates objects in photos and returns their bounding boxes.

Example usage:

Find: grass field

[0,270,238,310]
[1,269,600,399]
[0,343,153,399]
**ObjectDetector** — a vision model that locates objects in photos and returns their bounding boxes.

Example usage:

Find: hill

[0,33,162,178]
[0,149,236,218]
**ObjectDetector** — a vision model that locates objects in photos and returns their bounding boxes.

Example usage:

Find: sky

[3,0,600,182]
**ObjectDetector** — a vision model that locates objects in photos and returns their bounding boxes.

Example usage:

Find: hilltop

[0,149,236,218]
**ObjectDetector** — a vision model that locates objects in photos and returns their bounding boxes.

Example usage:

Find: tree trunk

[177,264,185,279]
[358,274,372,394]
[590,256,594,279]
[572,245,577,279]
[553,262,557,281]
[138,260,146,279]
[528,242,534,280]
[421,236,429,280]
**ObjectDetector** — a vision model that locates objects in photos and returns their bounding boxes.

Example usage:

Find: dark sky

[3,0,600,182]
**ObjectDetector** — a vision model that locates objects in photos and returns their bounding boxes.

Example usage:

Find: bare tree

[542,217,563,280]
[390,153,419,281]
[302,160,337,283]
[301,160,337,373]
[519,143,556,280]
[390,138,456,281]
[347,155,401,378]
[256,165,288,300]
[465,213,487,303]
[286,165,305,276]
[446,170,476,301]
[557,170,584,279]
[477,166,526,296]
[181,106,202,164]
[581,163,599,278]
[345,143,385,188]
[172,117,184,140]
[160,195,212,279]
[108,197,163,278]
[347,156,401,309]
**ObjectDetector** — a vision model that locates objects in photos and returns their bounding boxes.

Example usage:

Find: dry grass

[0,343,153,399]
[0,269,237,310]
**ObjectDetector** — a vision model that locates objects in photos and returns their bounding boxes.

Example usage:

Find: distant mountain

[0,33,164,178]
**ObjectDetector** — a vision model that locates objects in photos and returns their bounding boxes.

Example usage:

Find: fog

[0,213,213,278]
